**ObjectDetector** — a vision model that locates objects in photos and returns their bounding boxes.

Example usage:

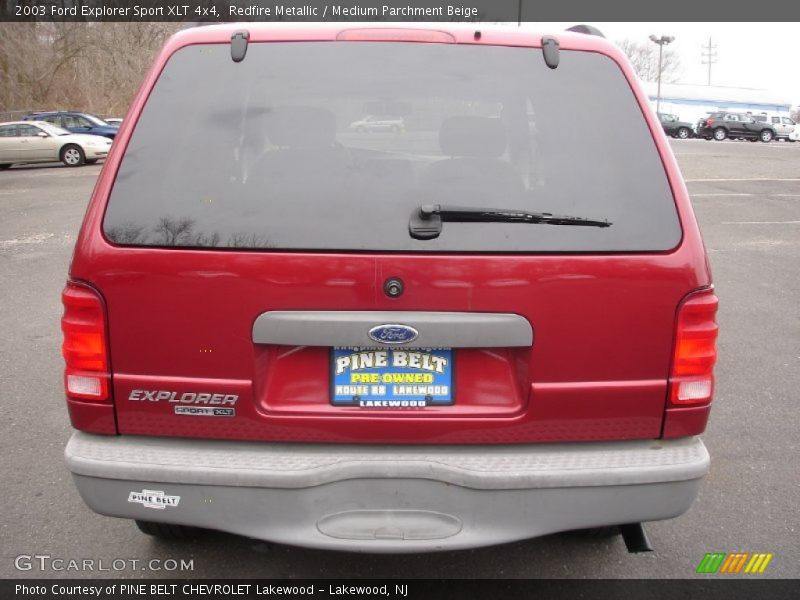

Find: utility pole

[701,37,718,86]
[649,35,675,116]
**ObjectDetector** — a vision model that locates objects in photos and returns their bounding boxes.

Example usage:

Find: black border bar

[3,579,799,600]
[3,0,800,22]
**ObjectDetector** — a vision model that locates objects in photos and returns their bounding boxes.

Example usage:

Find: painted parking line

[692,193,800,197]
[722,221,800,225]
[686,178,800,182]
[0,233,55,249]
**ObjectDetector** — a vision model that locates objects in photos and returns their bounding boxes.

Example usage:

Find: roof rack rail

[566,24,605,38]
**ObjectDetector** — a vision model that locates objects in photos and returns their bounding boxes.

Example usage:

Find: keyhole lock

[384,277,404,298]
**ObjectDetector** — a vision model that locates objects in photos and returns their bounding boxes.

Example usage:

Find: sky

[534,23,800,107]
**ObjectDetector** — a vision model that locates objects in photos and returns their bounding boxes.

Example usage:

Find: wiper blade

[409,204,611,240]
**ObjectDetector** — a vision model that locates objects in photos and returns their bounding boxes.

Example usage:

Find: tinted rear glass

[103,41,681,252]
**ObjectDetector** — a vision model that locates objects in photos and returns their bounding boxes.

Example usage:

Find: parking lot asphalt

[1,138,798,579]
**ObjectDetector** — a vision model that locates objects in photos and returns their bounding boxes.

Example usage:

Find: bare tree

[617,38,682,83]
[0,23,180,116]
[154,217,196,246]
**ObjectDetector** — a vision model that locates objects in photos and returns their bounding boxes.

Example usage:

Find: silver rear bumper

[66,432,709,552]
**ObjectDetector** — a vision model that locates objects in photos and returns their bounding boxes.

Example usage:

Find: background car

[756,115,797,141]
[348,115,406,133]
[789,127,800,142]
[696,111,776,142]
[22,111,119,140]
[658,112,694,139]
[0,121,112,168]
[104,117,124,126]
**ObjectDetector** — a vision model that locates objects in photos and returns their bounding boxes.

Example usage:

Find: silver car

[753,114,797,141]
[348,115,406,133]
[0,121,112,169]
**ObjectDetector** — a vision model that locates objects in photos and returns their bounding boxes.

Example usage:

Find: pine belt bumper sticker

[331,347,454,407]
[128,490,180,510]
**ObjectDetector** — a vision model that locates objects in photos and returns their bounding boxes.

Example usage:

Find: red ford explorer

[62,23,718,552]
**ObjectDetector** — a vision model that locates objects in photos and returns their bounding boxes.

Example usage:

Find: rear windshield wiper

[409,204,611,240]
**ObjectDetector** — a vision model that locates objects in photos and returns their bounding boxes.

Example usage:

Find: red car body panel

[66,25,712,444]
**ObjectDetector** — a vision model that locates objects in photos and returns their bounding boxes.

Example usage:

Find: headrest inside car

[265,106,337,147]
[439,116,507,158]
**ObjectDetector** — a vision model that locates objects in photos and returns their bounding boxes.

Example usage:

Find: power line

[701,37,718,86]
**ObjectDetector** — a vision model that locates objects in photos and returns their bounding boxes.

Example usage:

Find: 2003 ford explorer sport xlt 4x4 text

[61,23,718,553]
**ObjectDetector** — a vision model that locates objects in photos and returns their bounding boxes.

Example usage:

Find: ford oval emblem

[368,324,419,345]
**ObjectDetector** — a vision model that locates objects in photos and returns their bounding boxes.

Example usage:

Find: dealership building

[642,81,793,124]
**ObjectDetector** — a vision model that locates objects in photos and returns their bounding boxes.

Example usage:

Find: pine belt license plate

[331,347,454,407]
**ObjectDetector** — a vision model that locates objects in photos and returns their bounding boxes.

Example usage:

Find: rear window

[103,41,681,252]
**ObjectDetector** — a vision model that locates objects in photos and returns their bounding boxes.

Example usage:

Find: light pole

[649,35,675,116]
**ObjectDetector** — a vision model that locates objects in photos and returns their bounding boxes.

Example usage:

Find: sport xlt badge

[368,324,418,345]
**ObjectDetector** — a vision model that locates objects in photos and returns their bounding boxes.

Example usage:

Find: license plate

[331,347,454,407]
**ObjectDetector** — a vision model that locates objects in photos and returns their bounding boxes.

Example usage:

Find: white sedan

[0,120,112,169]
[348,115,406,133]
[789,126,800,142]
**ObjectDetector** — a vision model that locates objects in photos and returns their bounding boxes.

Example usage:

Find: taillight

[61,282,110,401]
[668,290,718,406]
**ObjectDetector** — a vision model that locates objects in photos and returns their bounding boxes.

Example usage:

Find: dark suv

[23,111,119,140]
[658,113,694,139]
[61,24,717,553]
[696,111,776,142]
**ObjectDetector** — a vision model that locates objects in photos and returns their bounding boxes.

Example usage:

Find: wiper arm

[409,204,611,240]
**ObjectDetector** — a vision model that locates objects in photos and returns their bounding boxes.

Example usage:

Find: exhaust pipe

[620,523,654,553]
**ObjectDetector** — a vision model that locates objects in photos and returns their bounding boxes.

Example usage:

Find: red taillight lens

[706,119,714,127]
[668,290,718,406]
[61,282,110,401]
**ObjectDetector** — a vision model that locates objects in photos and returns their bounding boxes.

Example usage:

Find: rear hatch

[73,34,704,444]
